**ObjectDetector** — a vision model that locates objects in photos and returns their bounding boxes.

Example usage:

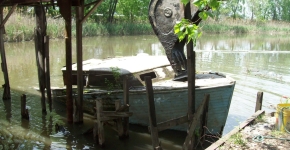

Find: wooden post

[255,91,263,112]
[0,7,11,100]
[183,94,210,150]
[74,0,84,124]
[21,94,29,120]
[200,94,210,144]
[123,76,129,138]
[115,100,124,138]
[35,6,47,114]
[44,36,52,112]
[185,3,196,149]
[185,0,195,119]
[145,76,162,150]
[58,0,73,123]
[96,100,105,146]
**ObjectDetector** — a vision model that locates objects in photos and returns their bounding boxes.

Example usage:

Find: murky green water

[0,34,290,149]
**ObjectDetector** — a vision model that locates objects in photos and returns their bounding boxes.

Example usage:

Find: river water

[0,34,289,149]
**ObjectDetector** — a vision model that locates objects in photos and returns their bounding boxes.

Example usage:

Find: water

[0,34,290,149]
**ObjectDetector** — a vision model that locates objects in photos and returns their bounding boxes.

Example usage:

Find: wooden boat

[54,55,235,133]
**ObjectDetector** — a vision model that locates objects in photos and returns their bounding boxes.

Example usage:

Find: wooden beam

[58,0,74,123]
[0,7,11,100]
[0,4,17,29]
[156,115,188,132]
[74,0,84,124]
[81,0,104,24]
[185,2,195,118]
[185,3,196,149]
[123,76,129,137]
[145,76,162,150]
[115,100,124,138]
[100,111,133,117]
[44,36,52,112]
[34,6,47,113]
[96,100,105,146]
[183,94,209,150]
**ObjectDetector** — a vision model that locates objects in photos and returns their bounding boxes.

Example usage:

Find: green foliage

[254,114,265,124]
[230,132,246,146]
[174,0,220,44]
[104,67,121,94]
[174,19,202,44]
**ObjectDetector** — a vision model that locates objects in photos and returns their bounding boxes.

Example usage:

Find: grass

[3,12,290,42]
[229,132,246,147]
[4,13,153,42]
[201,18,290,35]
[253,114,266,124]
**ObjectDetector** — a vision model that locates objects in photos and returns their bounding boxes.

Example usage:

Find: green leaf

[181,0,190,5]
[174,24,181,34]
[209,0,220,10]
[193,0,204,7]
[198,11,208,20]
[206,10,214,18]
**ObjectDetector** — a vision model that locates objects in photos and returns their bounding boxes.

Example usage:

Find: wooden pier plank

[206,110,265,150]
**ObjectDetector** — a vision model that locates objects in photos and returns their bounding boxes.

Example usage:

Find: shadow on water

[1,88,206,149]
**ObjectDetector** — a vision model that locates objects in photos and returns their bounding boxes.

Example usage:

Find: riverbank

[207,111,290,150]
[4,13,290,42]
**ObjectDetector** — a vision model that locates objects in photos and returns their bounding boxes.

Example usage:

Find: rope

[253,135,290,142]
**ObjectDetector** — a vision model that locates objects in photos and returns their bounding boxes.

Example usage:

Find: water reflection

[0,34,290,148]
[3,100,11,122]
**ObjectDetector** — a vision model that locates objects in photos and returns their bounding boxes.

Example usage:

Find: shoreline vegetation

[3,13,290,42]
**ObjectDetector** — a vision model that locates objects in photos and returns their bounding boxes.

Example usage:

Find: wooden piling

[145,76,162,150]
[21,94,29,120]
[96,100,105,146]
[58,0,73,123]
[44,36,52,112]
[185,3,196,149]
[0,6,13,100]
[74,0,84,124]
[115,100,124,138]
[255,91,263,112]
[123,76,129,138]
[35,6,47,114]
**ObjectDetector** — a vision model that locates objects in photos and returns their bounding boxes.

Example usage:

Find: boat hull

[53,82,235,134]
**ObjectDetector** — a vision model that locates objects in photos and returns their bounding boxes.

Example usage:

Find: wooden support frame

[81,0,104,24]
[145,75,210,150]
[183,94,209,150]
[94,99,133,146]
[93,77,132,146]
